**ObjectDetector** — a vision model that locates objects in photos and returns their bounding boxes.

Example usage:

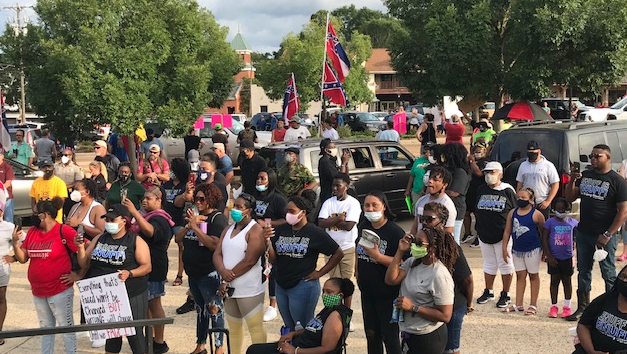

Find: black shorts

[547,257,574,276]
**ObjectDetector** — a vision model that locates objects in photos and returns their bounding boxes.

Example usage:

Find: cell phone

[572,162,580,173]
[189,173,196,185]
[12,149,17,156]
[76,225,85,243]
[14,217,22,231]
[120,188,128,202]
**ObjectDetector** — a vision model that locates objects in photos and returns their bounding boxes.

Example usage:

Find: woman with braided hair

[422,202,474,354]
[385,222,457,354]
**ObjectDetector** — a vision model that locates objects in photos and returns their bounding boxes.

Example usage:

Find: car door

[8,159,40,218]
[375,143,414,212]
[341,144,382,204]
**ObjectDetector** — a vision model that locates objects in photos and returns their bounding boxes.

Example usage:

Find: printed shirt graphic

[512,218,530,238]
[29,176,68,223]
[544,217,578,259]
[576,170,627,235]
[318,196,361,250]
[476,194,509,212]
[580,292,627,352]
[91,242,128,266]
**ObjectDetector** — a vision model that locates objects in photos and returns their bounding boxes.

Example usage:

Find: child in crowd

[542,198,578,318]
[502,188,546,315]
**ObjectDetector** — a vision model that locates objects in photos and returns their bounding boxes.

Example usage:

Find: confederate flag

[323,61,350,107]
[326,21,351,83]
[282,73,300,121]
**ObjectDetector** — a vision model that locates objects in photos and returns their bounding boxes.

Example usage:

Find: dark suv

[538,98,591,120]
[259,139,416,213]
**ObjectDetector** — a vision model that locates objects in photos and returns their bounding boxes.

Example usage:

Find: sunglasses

[420,215,438,224]
[194,196,206,202]
[589,153,606,159]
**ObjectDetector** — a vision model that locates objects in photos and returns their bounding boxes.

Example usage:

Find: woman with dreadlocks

[385,221,458,354]
[440,142,471,244]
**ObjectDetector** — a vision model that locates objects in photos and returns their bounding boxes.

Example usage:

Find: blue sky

[0,0,386,54]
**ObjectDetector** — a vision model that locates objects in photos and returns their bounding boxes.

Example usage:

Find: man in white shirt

[322,119,339,140]
[283,117,311,142]
[376,121,400,142]
[516,140,560,219]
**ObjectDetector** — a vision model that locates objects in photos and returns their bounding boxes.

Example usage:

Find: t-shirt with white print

[318,195,362,250]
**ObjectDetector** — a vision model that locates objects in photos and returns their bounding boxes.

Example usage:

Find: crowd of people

[0,111,625,354]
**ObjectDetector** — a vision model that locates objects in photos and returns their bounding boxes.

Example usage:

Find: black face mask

[517,199,530,208]
[43,170,54,179]
[617,280,627,297]
[430,188,443,197]
[147,136,154,141]
[527,152,539,161]
[119,174,131,183]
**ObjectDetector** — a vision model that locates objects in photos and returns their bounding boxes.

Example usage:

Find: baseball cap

[94,140,107,148]
[527,140,541,150]
[38,158,54,168]
[285,147,300,155]
[215,123,223,130]
[240,140,255,149]
[211,143,225,152]
[482,161,503,172]
[289,117,300,123]
[101,204,130,219]
[149,144,161,152]
[188,149,200,163]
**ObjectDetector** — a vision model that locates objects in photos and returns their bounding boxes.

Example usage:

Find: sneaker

[461,234,473,243]
[176,297,195,315]
[476,289,495,304]
[91,338,106,348]
[349,321,355,332]
[496,291,511,308]
[153,341,169,354]
[263,306,278,322]
[561,306,572,318]
[469,238,480,248]
[548,305,559,318]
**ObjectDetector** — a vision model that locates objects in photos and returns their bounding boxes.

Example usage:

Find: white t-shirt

[318,195,361,250]
[322,128,339,141]
[284,126,311,142]
[515,156,560,203]
[376,129,400,142]
[0,221,15,283]
[414,193,457,229]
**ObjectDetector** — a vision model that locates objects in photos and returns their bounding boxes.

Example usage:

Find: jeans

[361,292,401,354]
[32,286,76,354]
[453,220,463,245]
[3,199,13,223]
[188,271,225,346]
[444,306,466,353]
[576,228,618,293]
[104,291,148,354]
[275,279,320,330]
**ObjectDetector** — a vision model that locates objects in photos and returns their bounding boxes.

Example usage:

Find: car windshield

[199,119,244,138]
[610,96,627,110]
[485,103,495,109]
[358,113,379,122]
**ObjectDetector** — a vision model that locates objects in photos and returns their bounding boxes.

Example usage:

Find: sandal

[617,254,627,262]
[525,305,538,316]
[502,305,524,313]
[172,275,183,286]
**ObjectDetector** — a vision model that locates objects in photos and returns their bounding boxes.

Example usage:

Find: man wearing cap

[516,140,560,218]
[277,147,317,199]
[184,127,205,161]
[139,128,164,160]
[188,149,200,172]
[284,117,311,142]
[29,158,68,223]
[94,139,120,183]
[33,129,56,165]
[471,119,496,146]
[137,144,170,189]
[211,143,233,185]
[474,161,517,307]
[239,140,266,194]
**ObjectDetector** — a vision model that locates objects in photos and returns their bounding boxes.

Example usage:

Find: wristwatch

[411,305,420,313]
[128,270,134,278]
[603,231,612,239]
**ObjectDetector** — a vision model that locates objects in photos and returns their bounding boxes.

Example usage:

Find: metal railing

[0,317,174,354]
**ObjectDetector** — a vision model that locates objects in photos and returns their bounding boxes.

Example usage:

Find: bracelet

[295,347,300,354]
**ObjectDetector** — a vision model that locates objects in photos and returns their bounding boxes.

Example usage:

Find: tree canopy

[6,0,240,140]
[256,12,372,111]
[385,0,627,108]
[331,5,405,49]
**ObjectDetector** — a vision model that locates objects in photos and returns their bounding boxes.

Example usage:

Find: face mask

[410,243,428,259]
[553,210,570,219]
[169,171,176,180]
[119,174,130,183]
[517,199,530,208]
[255,184,268,192]
[198,171,210,182]
[428,156,436,164]
[70,190,82,203]
[327,148,338,158]
[105,222,121,234]
[485,173,499,185]
[322,293,342,308]
[230,209,244,223]
[430,188,443,197]
[147,136,154,141]
[61,156,70,164]
[190,162,199,171]
[527,152,539,161]
[593,247,608,262]
[44,170,54,179]
[285,155,294,163]
[364,211,383,223]
[617,280,627,297]
[285,211,303,225]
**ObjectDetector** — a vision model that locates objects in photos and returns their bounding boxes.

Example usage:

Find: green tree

[11,0,239,142]
[385,0,627,109]
[330,5,405,48]
[256,14,372,111]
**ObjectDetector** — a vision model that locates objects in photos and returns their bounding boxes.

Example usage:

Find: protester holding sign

[13,197,79,354]
[76,204,152,354]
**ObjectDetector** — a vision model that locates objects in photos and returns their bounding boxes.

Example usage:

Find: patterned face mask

[322,293,342,308]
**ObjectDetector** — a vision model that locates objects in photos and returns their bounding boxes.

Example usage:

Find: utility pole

[1,4,34,124]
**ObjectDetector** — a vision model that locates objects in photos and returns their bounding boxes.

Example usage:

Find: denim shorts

[147,281,166,300]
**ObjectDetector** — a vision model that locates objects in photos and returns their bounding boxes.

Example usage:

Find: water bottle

[391,299,404,323]
[295,321,303,331]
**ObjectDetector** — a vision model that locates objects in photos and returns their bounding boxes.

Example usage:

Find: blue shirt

[218,155,233,176]
[511,208,541,254]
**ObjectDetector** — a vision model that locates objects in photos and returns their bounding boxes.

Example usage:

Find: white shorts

[512,248,542,274]
[479,239,515,276]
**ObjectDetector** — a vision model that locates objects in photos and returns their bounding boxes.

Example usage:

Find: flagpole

[319,12,330,136]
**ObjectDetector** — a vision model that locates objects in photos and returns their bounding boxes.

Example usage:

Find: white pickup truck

[578,96,627,121]
[146,115,271,164]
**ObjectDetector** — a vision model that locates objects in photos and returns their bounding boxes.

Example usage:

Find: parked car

[231,114,247,124]
[5,158,44,218]
[479,102,495,118]
[150,116,271,164]
[578,96,627,122]
[250,112,283,131]
[491,120,627,218]
[259,138,415,214]
[371,112,388,121]
[539,98,591,120]
[338,111,387,132]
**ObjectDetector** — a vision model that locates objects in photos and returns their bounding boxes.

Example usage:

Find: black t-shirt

[253,191,288,220]
[211,132,229,145]
[447,167,470,220]
[292,305,352,349]
[213,173,228,211]
[182,211,228,277]
[140,215,172,282]
[162,180,186,226]
[579,291,627,353]
[576,169,627,235]
[238,129,258,142]
[184,135,202,158]
[87,231,147,297]
[272,223,339,289]
[452,245,472,309]
[474,184,517,244]
[318,156,340,203]
[92,174,107,203]
[356,220,404,298]
[466,159,487,207]
[241,154,267,194]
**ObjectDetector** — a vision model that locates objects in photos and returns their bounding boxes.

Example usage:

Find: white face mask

[422,171,431,185]
[485,173,499,185]
[190,162,199,171]
[364,211,383,223]
[553,210,570,219]
[428,156,436,164]
[61,156,70,164]
[70,190,82,203]
[593,248,608,262]
[327,148,338,158]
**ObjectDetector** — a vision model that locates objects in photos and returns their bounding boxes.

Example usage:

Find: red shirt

[273,128,286,142]
[22,224,78,297]
[445,122,465,144]
[0,161,15,199]
[138,158,170,189]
